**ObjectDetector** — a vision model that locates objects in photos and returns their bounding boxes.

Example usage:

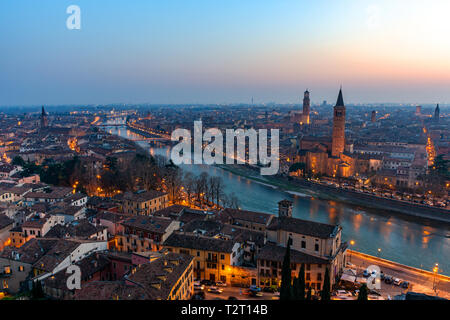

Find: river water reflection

[107,126,450,275]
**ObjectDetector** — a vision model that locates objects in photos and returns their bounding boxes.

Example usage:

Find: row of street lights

[349,239,441,296]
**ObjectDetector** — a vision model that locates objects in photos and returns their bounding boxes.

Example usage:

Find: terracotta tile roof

[126,252,194,300]
[43,253,111,290]
[73,281,149,300]
[267,216,338,239]
[0,238,59,264]
[163,232,236,253]
[33,239,82,272]
[121,215,174,234]
[44,219,106,239]
[0,214,13,229]
[219,208,274,225]
[116,190,167,203]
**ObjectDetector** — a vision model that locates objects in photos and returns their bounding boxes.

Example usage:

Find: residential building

[117,215,180,253]
[163,232,243,284]
[116,190,169,215]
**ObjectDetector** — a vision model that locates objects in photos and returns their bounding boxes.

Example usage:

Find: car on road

[393,278,402,286]
[215,281,227,287]
[263,287,277,293]
[249,291,263,297]
[194,282,205,291]
[249,285,262,292]
[363,269,370,277]
[401,281,410,289]
[207,286,223,294]
[384,276,393,284]
[335,290,353,297]
[380,271,385,280]
[200,280,214,286]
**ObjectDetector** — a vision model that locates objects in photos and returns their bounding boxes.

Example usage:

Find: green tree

[12,156,25,166]
[292,264,305,300]
[298,263,306,300]
[280,238,293,300]
[357,284,368,300]
[292,277,299,300]
[30,280,44,300]
[320,267,331,300]
[306,287,312,300]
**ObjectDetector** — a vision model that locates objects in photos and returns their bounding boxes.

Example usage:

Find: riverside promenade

[348,250,450,299]
[288,178,450,223]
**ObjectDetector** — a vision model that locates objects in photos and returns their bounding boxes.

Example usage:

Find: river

[106,126,450,275]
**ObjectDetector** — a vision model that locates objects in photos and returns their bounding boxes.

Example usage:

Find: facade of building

[117,190,169,216]
[163,232,242,284]
[116,215,180,253]
[256,200,347,291]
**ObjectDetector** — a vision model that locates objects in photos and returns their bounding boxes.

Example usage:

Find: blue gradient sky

[1,0,450,106]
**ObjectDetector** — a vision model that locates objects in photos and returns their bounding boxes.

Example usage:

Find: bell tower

[302,90,310,124]
[331,88,346,157]
[40,106,48,129]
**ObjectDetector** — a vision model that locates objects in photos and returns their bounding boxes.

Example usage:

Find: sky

[1,0,450,106]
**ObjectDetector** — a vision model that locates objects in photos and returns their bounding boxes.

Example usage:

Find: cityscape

[0,0,449,309]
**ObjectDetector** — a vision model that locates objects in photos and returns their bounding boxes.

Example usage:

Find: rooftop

[163,232,236,253]
[267,216,339,239]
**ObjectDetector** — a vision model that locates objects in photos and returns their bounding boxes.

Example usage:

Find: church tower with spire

[302,90,310,124]
[40,106,48,129]
[435,104,440,122]
[331,88,346,157]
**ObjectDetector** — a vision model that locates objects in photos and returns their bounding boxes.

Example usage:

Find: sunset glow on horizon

[1,0,450,105]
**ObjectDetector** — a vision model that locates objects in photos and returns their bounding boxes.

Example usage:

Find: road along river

[106,126,450,276]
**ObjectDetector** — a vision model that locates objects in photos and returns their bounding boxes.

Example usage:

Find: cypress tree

[357,284,368,300]
[306,286,312,300]
[280,238,293,300]
[292,277,299,300]
[31,280,44,299]
[298,263,306,300]
[321,267,331,300]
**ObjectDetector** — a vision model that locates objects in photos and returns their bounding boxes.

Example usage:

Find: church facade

[294,88,373,178]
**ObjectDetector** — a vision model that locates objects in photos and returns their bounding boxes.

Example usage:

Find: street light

[377,248,381,258]
[349,240,355,263]
[433,263,439,295]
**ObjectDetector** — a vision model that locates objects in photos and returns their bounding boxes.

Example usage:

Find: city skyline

[2,0,450,106]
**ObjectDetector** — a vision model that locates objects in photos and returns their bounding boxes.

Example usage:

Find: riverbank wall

[349,250,450,282]
[217,164,450,224]
[288,178,450,224]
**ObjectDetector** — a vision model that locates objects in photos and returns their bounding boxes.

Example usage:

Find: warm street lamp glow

[433,263,439,273]
[350,240,355,246]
